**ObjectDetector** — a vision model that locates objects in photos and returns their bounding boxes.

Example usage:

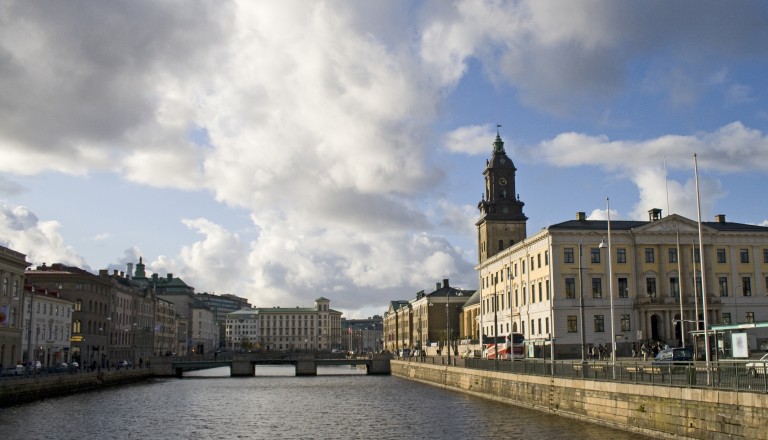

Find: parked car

[746,353,768,377]
[652,347,693,371]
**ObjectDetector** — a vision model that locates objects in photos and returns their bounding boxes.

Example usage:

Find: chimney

[576,212,586,221]
[648,208,662,222]
[113,269,118,275]
[715,214,726,223]
[126,263,134,278]
[443,278,449,288]
[99,269,108,277]
[167,273,173,280]
[436,282,441,291]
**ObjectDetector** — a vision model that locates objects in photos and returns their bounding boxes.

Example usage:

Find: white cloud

[442,124,498,155]
[0,204,87,268]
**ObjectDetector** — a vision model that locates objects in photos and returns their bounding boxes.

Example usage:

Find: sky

[2,1,768,319]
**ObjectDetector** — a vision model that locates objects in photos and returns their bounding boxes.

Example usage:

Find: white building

[21,287,73,366]
[226,297,342,351]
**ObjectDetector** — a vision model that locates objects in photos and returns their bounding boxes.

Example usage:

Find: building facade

[225,297,342,351]
[382,279,474,355]
[20,287,73,367]
[473,134,768,359]
[0,245,27,368]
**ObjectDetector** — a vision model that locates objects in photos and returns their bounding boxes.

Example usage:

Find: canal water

[1,366,652,439]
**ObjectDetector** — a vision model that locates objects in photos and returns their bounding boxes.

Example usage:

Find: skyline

[2,1,768,319]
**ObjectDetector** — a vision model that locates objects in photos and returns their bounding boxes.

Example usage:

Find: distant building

[131,257,216,355]
[383,279,474,355]
[341,316,383,353]
[27,263,113,367]
[20,286,73,367]
[226,297,342,351]
[0,245,27,367]
[196,292,250,349]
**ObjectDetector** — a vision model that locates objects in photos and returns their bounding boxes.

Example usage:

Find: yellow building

[473,134,768,359]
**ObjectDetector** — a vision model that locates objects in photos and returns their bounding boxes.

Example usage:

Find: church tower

[476,130,527,263]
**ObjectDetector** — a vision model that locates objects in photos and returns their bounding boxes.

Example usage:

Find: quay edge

[391,360,767,440]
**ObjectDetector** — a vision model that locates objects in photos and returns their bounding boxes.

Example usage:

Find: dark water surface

[1,366,653,439]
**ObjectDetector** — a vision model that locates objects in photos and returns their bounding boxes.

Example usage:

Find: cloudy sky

[1,1,767,319]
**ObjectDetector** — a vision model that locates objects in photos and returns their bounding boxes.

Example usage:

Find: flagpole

[694,154,711,381]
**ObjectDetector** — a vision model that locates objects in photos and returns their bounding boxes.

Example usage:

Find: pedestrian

[641,343,648,361]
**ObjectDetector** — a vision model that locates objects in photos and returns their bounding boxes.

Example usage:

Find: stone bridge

[151,353,391,377]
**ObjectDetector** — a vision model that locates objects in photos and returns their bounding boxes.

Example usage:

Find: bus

[485,333,525,360]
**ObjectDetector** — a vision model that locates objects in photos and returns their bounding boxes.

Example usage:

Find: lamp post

[445,300,451,364]
[493,277,498,365]
[599,198,616,376]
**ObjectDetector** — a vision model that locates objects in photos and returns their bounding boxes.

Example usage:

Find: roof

[548,217,768,233]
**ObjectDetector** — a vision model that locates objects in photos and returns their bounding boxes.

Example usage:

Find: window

[646,278,657,297]
[498,240,504,251]
[746,312,755,323]
[722,313,731,325]
[592,278,602,298]
[522,260,526,274]
[531,319,535,335]
[538,282,543,302]
[718,277,728,297]
[692,248,700,263]
[530,284,535,303]
[564,248,574,264]
[740,249,750,264]
[75,300,82,311]
[618,278,628,298]
[620,314,631,332]
[617,248,626,264]
[546,280,550,300]
[545,251,549,265]
[1,277,6,295]
[742,277,752,296]
[669,248,678,263]
[565,278,576,299]
[567,316,577,333]
[594,315,605,332]
[537,254,541,268]
[590,248,600,263]
[522,286,526,305]
[764,249,768,264]
[717,248,726,264]
[515,288,519,307]
[645,248,655,263]
[537,318,542,334]
[670,277,679,298]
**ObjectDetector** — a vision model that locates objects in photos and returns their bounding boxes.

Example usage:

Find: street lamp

[493,277,498,365]
[599,197,616,375]
[446,300,451,364]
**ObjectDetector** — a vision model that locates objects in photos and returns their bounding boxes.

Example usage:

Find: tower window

[498,240,504,251]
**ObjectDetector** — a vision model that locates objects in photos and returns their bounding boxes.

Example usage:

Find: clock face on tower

[499,178,507,185]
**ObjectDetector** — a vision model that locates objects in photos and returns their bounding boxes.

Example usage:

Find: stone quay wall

[0,369,153,407]
[391,360,767,440]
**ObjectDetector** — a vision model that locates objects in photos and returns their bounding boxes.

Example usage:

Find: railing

[461,359,768,393]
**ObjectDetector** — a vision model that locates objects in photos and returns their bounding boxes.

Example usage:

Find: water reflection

[1,366,653,440]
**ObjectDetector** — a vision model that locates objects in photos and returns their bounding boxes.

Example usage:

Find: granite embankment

[392,360,767,440]
[1,369,153,406]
